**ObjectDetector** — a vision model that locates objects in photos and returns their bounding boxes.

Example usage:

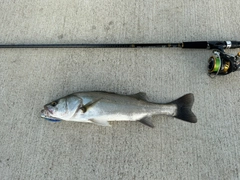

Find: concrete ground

[0,0,240,179]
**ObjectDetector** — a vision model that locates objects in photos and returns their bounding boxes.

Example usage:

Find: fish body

[41,92,197,127]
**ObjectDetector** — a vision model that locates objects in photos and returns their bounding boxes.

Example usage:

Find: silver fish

[41,92,197,128]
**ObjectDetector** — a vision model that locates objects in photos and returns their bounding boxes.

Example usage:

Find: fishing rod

[1,41,240,77]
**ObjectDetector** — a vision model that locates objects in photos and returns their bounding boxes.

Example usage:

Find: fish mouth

[41,105,55,118]
[41,109,49,118]
[44,106,54,114]
[41,108,53,118]
[40,109,59,121]
[41,109,61,122]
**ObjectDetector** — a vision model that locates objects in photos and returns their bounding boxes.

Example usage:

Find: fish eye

[51,101,57,106]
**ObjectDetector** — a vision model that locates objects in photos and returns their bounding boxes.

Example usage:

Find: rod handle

[183,41,240,49]
[182,41,208,49]
[230,41,240,49]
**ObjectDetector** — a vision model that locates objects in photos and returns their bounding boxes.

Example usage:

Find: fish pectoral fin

[130,92,149,101]
[89,119,111,127]
[81,98,102,113]
[138,116,154,128]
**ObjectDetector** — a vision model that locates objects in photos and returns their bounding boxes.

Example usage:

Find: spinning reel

[182,41,240,77]
[208,50,240,77]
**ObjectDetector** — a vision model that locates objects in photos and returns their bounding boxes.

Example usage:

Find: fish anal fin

[130,92,148,101]
[89,119,111,127]
[138,116,154,128]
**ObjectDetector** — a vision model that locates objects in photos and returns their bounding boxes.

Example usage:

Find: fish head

[41,95,83,121]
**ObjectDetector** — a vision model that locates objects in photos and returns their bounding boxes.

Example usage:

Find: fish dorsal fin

[129,92,148,101]
[89,119,111,127]
[138,116,154,128]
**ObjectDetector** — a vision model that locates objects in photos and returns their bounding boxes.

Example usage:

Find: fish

[41,91,197,128]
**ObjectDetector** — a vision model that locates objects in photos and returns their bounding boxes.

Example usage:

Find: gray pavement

[0,1,240,179]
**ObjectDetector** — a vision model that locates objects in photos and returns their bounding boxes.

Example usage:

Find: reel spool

[208,50,240,77]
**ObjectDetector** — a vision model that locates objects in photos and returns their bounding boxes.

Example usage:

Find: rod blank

[0,43,182,48]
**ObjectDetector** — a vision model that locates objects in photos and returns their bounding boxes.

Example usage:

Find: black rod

[0,41,240,49]
[0,43,182,48]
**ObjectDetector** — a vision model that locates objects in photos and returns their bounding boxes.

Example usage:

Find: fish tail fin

[171,93,197,123]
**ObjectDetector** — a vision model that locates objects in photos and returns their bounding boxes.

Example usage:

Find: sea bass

[41,92,197,128]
